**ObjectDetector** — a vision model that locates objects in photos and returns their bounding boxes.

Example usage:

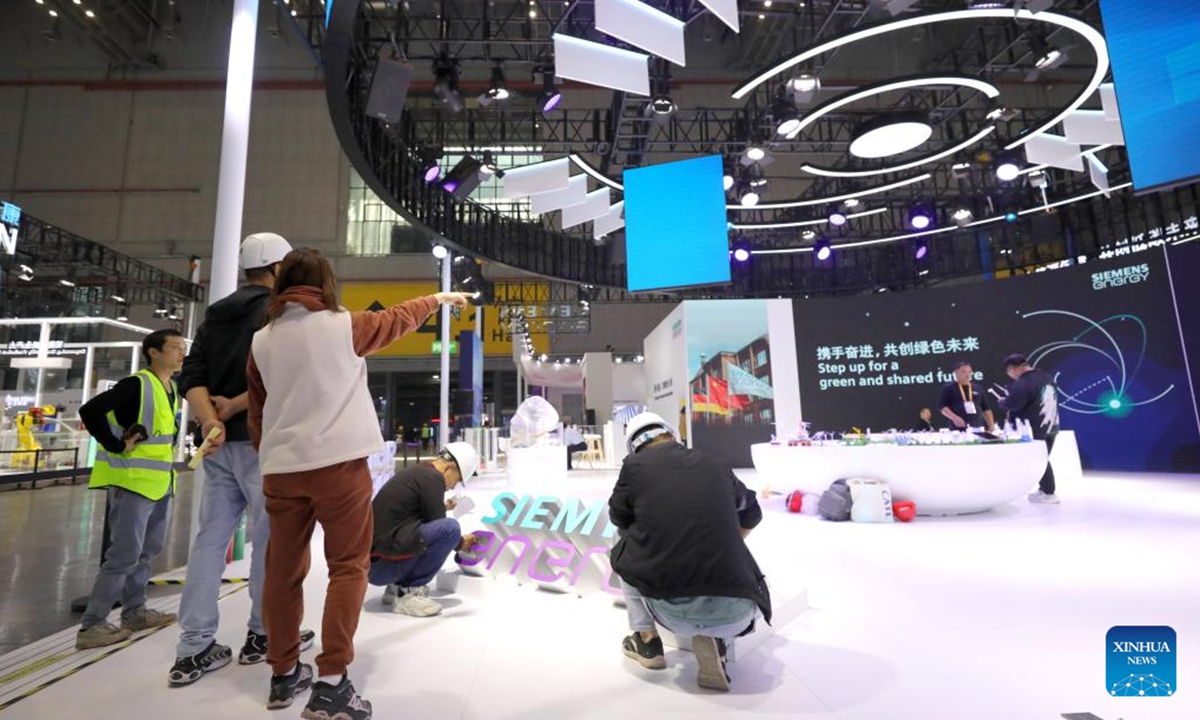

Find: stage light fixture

[441,155,484,196]
[907,204,935,230]
[849,112,933,160]
[952,206,974,225]
[773,92,801,136]
[814,237,833,261]
[1028,169,1049,189]
[419,146,443,184]
[740,185,760,207]
[747,163,768,188]
[843,198,861,209]
[1004,210,1019,223]
[788,73,821,103]
[432,59,465,113]
[538,73,563,115]
[154,297,168,316]
[828,207,848,226]
[18,265,34,282]
[802,229,817,241]
[651,94,677,115]
[723,170,736,192]
[732,239,752,263]
[913,238,929,260]
[744,143,766,162]
[115,303,130,322]
[480,151,503,179]
[487,64,511,101]
[1028,32,1067,71]
[996,156,1021,181]
[432,244,449,259]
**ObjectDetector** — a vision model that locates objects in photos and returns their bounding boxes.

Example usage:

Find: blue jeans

[82,486,173,629]
[176,443,269,657]
[623,583,757,642]
[368,518,461,589]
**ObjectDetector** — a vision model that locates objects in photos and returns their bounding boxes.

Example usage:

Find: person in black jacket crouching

[369,442,482,617]
[608,412,772,692]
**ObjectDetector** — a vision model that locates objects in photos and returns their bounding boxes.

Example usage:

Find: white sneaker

[406,585,431,598]
[382,584,400,606]
[392,590,443,617]
[1028,491,1061,504]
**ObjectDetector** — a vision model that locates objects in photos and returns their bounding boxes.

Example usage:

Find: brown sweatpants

[262,458,373,678]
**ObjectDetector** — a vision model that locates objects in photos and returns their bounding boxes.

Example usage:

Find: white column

[439,254,452,447]
[209,0,259,304]
[131,346,140,375]
[178,257,204,462]
[81,347,95,405]
[33,322,50,407]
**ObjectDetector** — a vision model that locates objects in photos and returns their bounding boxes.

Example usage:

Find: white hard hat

[625,412,679,455]
[442,441,481,482]
[239,232,293,271]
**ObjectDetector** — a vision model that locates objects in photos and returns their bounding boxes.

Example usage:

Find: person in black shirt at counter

[938,360,995,431]
[915,407,936,432]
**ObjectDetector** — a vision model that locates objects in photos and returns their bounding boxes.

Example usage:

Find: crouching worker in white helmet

[369,442,482,617]
[608,413,772,692]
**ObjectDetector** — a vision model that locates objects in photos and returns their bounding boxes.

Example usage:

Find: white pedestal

[506,445,568,486]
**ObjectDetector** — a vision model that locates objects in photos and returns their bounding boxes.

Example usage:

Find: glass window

[346,168,408,256]
[756,349,769,366]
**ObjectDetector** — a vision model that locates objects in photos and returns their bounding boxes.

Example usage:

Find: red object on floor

[786,491,803,513]
[893,501,917,522]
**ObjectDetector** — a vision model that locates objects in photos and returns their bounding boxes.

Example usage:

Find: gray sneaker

[122,606,177,632]
[76,622,132,650]
[1028,491,1061,504]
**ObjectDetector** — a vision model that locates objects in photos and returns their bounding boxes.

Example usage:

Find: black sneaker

[241,629,316,665]
[267,662,313,710]
[168,642,232,687]
[693,636,730,692]
[622,632,666,670]
[302,675,372,720]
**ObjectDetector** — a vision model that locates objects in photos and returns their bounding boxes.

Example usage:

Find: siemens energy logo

[1106,626,1176,697]
[1092,263,1149,291]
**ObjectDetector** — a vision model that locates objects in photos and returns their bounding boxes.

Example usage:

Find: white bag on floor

[848,479,894,523]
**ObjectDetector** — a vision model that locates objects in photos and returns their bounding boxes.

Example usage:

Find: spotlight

[480,151,501,178]
[486,64,510,101]
[731,239,752,264]
[744,144,766,163]
[432,59,464,113]
[1028,169,1049,189]
[155,298,168,316]
[651,94,676,115]
[907,204,935,230]
[842,198,861,209]
[1004,210,1019,223]
[723,171,735,192]
[814,237,833,262]
[59,277,76,288]
[115,303,129,322]
[432,244,449,259]
[18,265,34,282]
[538,72,562,115]
[419,146,443,184]
[747,163,768,188]
[111,289,127,303]
[740,188,760,208]
[828,207,848,226]
[801,229,817,241]
[440,156,484,197]
[167,305,181,321]
[952,206,974,225]
[788,73,821,103]
[913,239,929,261]
[995,156,1021,181]
[1028,32,1067,71]
[772,92,801,136]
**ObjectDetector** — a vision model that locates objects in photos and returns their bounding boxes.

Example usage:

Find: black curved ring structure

[323,3,623,288]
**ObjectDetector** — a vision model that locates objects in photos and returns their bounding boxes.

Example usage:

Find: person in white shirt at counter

[938,360,996,431]
[563,422,587,470]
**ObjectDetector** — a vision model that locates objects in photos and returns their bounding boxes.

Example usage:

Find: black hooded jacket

[178,285,270,442]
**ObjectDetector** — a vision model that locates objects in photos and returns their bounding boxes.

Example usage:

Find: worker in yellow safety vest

[75,328,186,650]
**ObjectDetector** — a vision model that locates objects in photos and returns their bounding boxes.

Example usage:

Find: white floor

[2,469,1199,719]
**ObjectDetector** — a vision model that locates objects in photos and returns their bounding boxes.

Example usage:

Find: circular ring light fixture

[802,126,996,179]
[849,112,934,159]
[782,75,1000,141]
[731,9,1109,152]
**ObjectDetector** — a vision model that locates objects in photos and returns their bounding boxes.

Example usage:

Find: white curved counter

[751,440,1048,516]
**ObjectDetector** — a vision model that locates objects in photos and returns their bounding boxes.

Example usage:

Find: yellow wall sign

[339,282,549,357]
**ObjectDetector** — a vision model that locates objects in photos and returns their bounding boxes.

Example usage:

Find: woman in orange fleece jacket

[247,248,470,719]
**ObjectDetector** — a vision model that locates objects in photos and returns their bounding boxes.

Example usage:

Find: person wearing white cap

[170,232,316,687]
[368,441,482,617]
[609,412,771,692]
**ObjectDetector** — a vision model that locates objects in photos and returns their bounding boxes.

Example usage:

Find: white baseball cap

[239,232,293,271]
